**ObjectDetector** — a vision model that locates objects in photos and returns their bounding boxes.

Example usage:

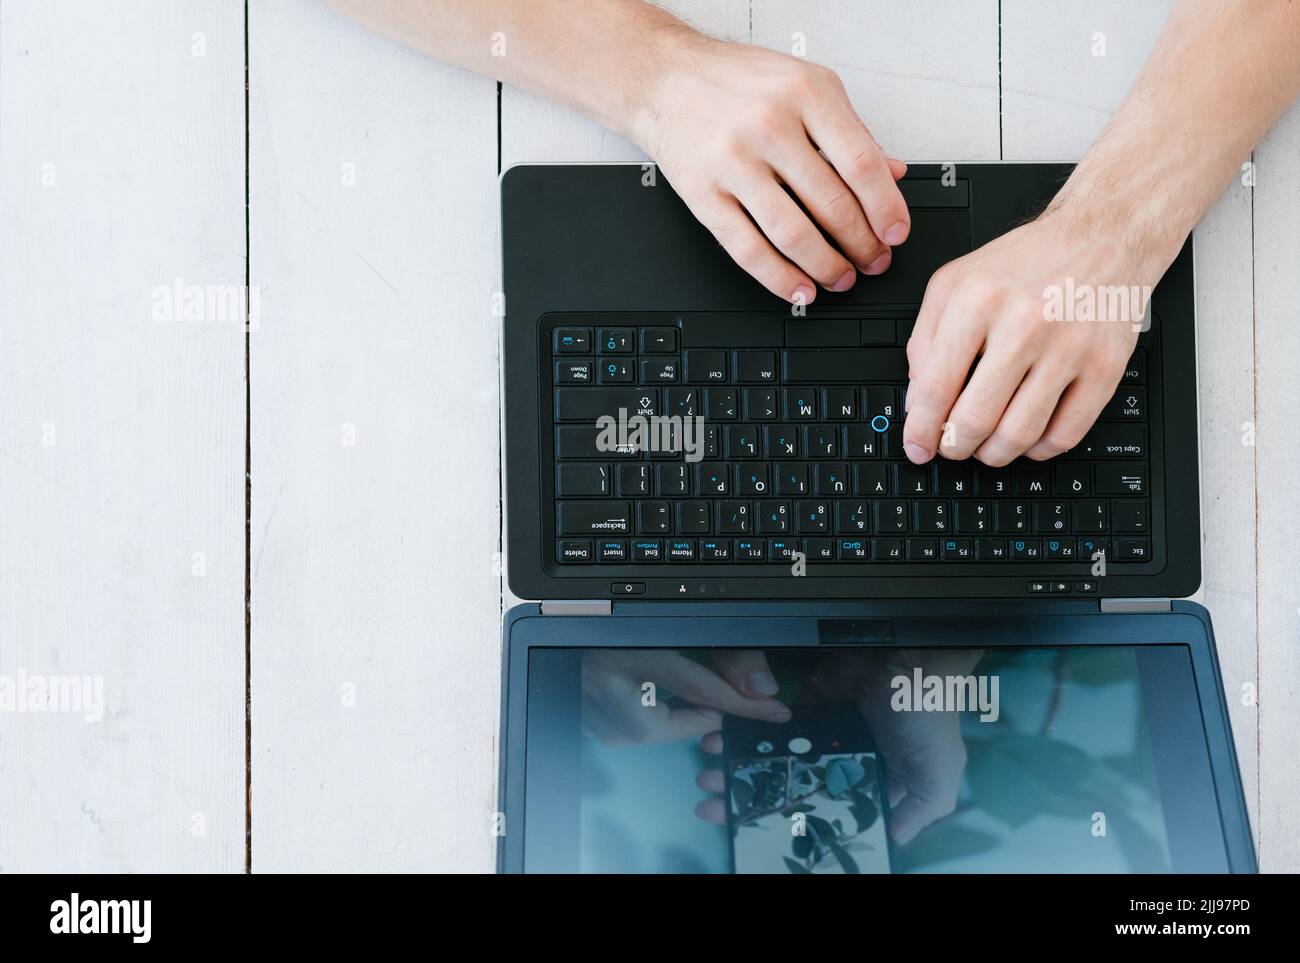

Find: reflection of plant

[959,731,1166,873]
[733,754,882,874]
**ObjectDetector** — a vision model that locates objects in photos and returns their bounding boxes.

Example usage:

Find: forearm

[1049,0,1300,279]
[321,0,700,144]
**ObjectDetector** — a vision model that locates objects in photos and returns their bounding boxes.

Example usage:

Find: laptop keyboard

[548,316,1151,581]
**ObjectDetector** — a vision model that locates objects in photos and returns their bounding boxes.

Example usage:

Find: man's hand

[323,0,910,307]
[900,0,1300,466]
[902,213,1150,467]
[635,40,910,305]
[581,650,789,746]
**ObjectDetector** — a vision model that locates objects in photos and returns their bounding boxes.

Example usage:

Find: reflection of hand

[695,650,976,844]
[854,684,966,845]
[582,650,789,746]
[819,649,973,844]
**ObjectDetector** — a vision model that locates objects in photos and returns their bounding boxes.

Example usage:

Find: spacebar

[783,348,907,383]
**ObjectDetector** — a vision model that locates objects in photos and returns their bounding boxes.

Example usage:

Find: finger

[733,172,856,290]
[695,194,815,306]
[938,342,1033,460]
[1024,374,1114,461]
[773,144,886,274]
[648,653,792,722]
[889,792,956,845]
[804,98,911,247]
[712,650,780,699]
[973,365,1073,467]
[695,798,728,825]
[700,730,723,755]
[905,265,960,387]
[581,689,723,746]
[886,157,908,180]
[696,769,725,793]
[902,297,987,463]
[887,771,907,808]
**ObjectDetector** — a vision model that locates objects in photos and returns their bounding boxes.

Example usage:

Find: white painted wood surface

[0,0,246,872]
[1,0,1295,872]
[1252,101,1300,874]
[248,0,501,872]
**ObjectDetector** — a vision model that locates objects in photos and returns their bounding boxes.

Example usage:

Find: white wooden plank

[1253,101,1300,873]
[500,1,751,166]
[1001,0,1170,159]
[750,0,1000,161]
[1190,187,1260,838]
[1000,0,1262,844]
[0,0,246,871]
[249,0,501,871]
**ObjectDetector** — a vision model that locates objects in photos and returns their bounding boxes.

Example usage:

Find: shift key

[558,501,631,536]
[556,387,658,421]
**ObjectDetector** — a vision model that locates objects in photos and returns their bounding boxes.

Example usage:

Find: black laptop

[496,163,1254,873]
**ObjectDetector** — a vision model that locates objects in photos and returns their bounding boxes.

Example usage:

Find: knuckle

[717,227,767,272]
[846,146,882,183]
[748,99,787,136]
[998,421,1041,451]
[905,337,924,369]
[960,270,1005,307]
[770,216,814,254]
[908,372,951,408]
[976,448,1013,469]
[779,61,821,99]
[954,400,1000,440]
[813,62,846,93]
[820,188,863,231]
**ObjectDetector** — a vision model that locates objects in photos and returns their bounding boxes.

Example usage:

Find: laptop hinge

[540,599,612,616]
[1099,597,1172,614]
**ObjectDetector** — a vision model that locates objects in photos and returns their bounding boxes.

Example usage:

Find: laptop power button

[612,582,646,595]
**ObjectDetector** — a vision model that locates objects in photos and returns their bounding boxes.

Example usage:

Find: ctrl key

[557,540,593,563]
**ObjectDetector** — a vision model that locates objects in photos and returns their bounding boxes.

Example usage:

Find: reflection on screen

[731,751,889,874]
[524,645,1199,874]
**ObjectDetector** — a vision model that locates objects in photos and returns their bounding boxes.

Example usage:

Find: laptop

[496,163,1255,873]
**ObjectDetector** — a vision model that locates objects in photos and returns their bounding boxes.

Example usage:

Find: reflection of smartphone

[724,703,892,874]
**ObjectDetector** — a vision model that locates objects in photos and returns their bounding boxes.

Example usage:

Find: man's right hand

[633,39,910,305]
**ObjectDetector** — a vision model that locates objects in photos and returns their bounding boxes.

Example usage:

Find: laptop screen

[519,643,1228,873]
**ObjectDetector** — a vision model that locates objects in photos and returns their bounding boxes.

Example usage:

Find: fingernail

[904,442,931,464]
[864,251,891,276]
[884,221,909,246]
[828,267,857,292]
[792,284,815,306]
[747,671,780,697]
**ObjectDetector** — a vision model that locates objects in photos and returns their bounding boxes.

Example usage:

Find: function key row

[556,535,1149,564]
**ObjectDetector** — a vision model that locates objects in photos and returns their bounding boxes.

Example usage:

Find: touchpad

[848,209,971,304]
